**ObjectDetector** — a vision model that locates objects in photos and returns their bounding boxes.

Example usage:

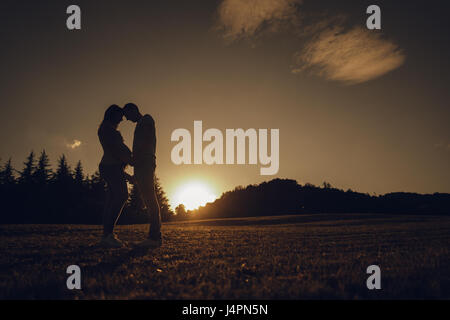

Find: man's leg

[146,174,161,240]
[136,166,161,240]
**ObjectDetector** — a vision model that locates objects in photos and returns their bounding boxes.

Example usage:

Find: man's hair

[103,104,123,123]
[123,103,139,113]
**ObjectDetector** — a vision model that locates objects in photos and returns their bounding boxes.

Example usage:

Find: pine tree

[54,154,72,183]
[89,170,101,185]
[128,183,144,211]
[50,155,74,223]
[0,158,17,223]
[34,150,52,185]
[88,170,106,205]
[74,160,85,185]
[0,158,16,185]
[17,152,38,222]
[88,170,105,193]
[155,176,174,221]
[121,182,148,224]
[19,151,36,185]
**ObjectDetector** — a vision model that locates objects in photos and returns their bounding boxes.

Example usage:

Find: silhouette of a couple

[97,103,161,248]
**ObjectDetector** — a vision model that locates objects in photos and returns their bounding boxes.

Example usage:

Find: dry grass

[1,213,450,299]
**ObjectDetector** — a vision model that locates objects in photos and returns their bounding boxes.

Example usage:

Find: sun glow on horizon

[171,181,218,211]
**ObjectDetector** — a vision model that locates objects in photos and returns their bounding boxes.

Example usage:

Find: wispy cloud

[216,0,302,42]
[67,139,82,149]
[214,1,405,85]
[292,27,405,84]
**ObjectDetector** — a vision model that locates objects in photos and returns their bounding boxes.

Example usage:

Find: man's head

[103,104,123,127]
[123,103,142,123]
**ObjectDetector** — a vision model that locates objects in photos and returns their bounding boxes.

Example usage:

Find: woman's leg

[102,183,112,236]
[101,165,128,236]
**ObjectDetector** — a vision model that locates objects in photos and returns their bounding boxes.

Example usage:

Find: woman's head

[103,104,123,127]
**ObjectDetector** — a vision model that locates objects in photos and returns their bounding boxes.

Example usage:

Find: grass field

[1,213,450,299]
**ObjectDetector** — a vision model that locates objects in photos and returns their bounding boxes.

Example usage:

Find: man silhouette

[123,103,162,248]
[97,105,133,248]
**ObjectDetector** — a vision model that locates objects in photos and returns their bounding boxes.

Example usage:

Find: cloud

[292,27,405,84]
[67,139,82,149]
[214,1,406,84]
[216,0,302,42]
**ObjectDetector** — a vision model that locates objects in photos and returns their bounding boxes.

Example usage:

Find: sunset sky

[1,0,449,208]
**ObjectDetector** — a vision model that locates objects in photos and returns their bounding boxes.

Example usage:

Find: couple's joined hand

[129,155,135,167]
[124,172,137,185]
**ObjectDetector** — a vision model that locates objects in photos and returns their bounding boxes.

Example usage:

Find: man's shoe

[98,234,125,248]
[137,237,162,248]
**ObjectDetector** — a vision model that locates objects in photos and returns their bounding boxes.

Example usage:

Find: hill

[191,179,450,219]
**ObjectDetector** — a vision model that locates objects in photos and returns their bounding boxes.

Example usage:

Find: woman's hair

[103,104,123,124]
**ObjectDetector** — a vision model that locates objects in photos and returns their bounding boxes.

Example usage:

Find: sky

[0,0,449,208]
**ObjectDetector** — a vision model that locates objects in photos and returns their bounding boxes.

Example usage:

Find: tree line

[190,179,450,219]
[0,151,174,224]
[2,152,449,224]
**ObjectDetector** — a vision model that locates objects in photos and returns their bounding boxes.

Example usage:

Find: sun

[172,181,217,211]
